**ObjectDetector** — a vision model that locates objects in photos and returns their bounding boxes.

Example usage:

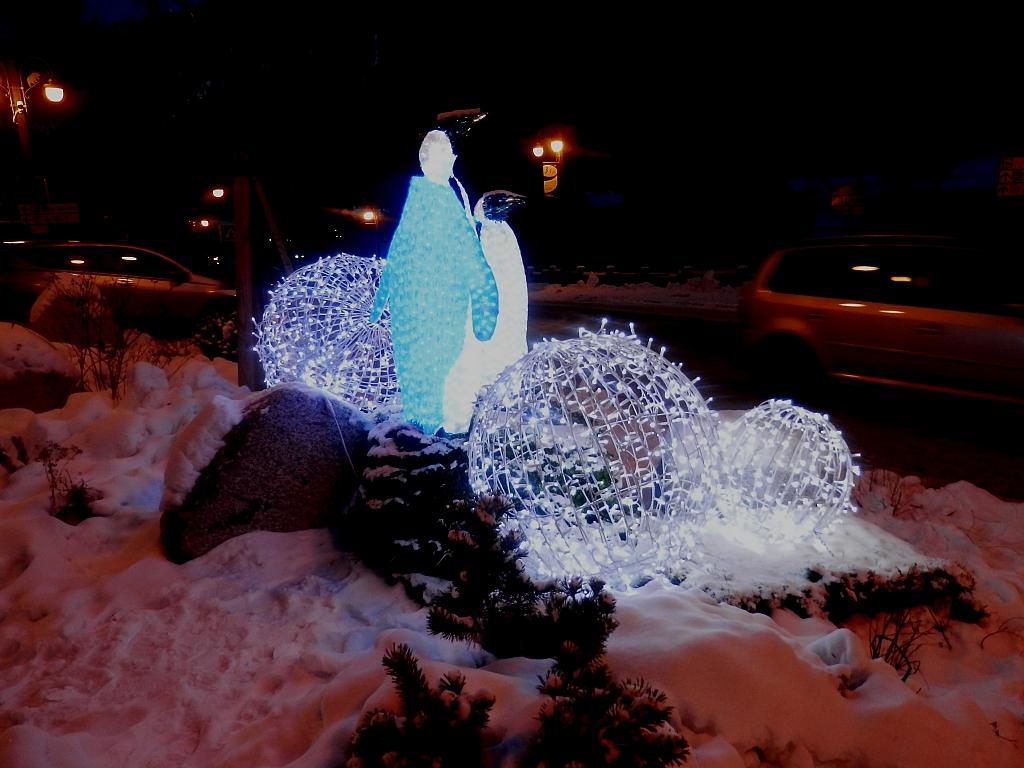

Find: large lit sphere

[717,399,857,541]
[467,327,719,586]
[256,253,399,413]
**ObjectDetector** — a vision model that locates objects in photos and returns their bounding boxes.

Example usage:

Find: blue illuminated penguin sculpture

[369,130,499,434]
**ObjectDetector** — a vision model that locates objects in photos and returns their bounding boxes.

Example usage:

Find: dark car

[741,234,1024,404]
[0,240,236,339]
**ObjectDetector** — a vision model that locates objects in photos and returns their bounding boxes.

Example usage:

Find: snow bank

[0,324,73,382]
[610,582,1011,767]
[529,276,740,319]
[0,346,1021,766]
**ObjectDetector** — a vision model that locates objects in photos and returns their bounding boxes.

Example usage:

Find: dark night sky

[2,5,1023,265]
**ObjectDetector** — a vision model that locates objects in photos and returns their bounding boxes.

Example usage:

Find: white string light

[716,399,857,542]
[467,325,719,587]
[255,253,400,414]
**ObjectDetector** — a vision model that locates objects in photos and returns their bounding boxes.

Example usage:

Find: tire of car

[750,335,824,403]
[193,302,238,361]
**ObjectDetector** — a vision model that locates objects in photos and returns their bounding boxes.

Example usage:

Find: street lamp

[532,138,565,196]
[360,207,382,255]
[0,60,65,163]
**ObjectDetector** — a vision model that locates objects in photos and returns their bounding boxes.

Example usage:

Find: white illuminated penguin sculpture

[444,190,529,433]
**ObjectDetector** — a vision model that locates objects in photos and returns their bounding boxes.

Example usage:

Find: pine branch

[347,644,496,768]
[382,643,431,714]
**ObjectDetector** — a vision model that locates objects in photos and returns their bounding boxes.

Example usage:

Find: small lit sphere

[44,84,64,103]
[717,399,857,541]
[532,146,544,158]
[468,326,719,586]
[256,253,399,413]
[549,139,564,153]
[199,219,210,228]
[211,187,226,199]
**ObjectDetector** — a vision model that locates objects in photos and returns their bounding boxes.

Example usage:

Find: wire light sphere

[256,253,400,414]
[716,399,858,542]
[467,322,719,587]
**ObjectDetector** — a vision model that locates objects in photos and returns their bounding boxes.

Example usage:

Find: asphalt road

[529,301,1024,502]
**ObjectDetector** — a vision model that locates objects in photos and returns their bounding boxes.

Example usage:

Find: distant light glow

[839,303,865,308]
[468,325,718,588]
[879,309,905,315]
[200,219,210,228]
[852,265,879,272]
[121,255,137,261]
[549,139,565,153]
[43,84,64,103]
[257,253,399,413]
[532,146,544,157]
[211,187,226,199]
[717,399,857,542]
[362,209,376,222]
[3,240,26,244]
[889,275,912,282]
[69,259,85,265]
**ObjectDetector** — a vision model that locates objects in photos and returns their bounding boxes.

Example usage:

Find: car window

[768,246,891,302]
[917,247,1019,314]
[20,245,125,274]
[768,244,1017,314]
[108,249,187,281]
[3,245,84,271]
[65,247,125,274]
[871,247,961,312]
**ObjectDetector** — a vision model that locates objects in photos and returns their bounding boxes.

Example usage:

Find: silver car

[741,235,1024,404]
[0,240,236,342]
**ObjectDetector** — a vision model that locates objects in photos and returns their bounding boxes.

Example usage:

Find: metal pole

[252,177,292,275]
[234,173,261,390]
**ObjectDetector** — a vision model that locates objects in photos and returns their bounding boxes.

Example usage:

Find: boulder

[0,323,77,412]
[0,371,77,413]
[160,383,372,563]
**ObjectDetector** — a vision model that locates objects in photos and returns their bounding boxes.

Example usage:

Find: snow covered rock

[0,323,77,412]
[160,383,372,563]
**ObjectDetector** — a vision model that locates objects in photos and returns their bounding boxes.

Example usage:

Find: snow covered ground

[528,272,740,321]
[0,326,1022,767]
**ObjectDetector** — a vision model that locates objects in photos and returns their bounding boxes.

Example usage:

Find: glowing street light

[211,187,226,199]
[43,82,64,103]
[531,137,566,196]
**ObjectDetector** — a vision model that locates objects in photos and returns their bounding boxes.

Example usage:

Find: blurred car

[741,234,1024,403]
[0,240,236,345]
